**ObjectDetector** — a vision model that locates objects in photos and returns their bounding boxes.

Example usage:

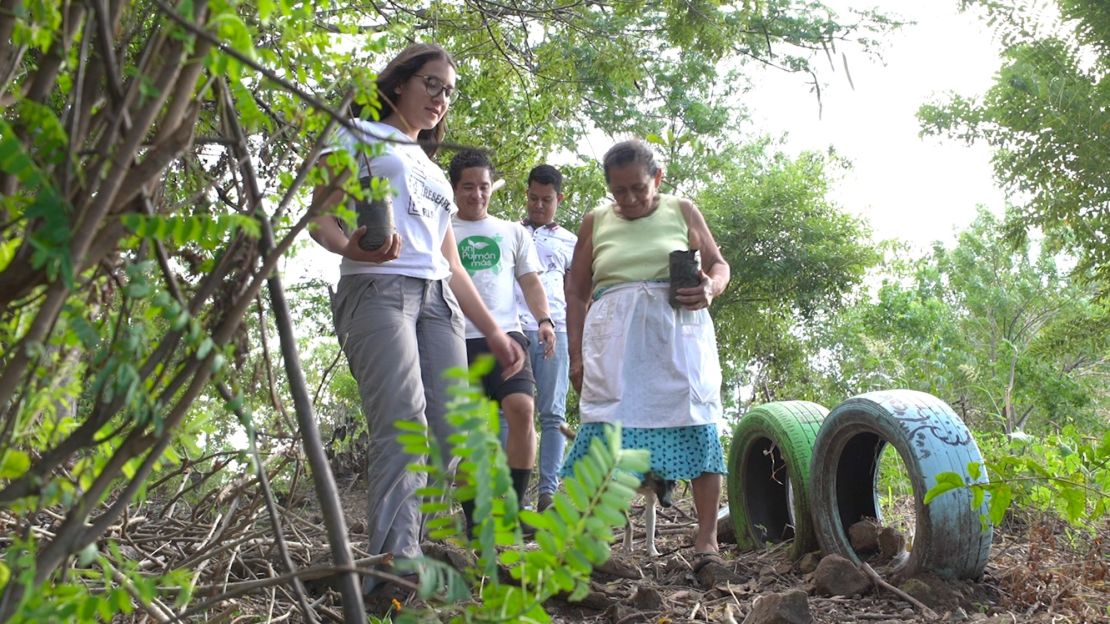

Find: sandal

[690,552,727,573]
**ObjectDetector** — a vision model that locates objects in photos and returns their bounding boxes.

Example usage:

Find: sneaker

[537,492,554,513]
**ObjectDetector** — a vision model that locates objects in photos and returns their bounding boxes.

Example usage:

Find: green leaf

[987,484,1013,526]
[196,337,213,360]
[78,543,97,566]
[566,550,592,573]
[617,448,650,473]
[111,586,133,614]
[164,446,181,465]
[971,484,985,511]
[565,478,589,510]
[535,530,559,555]
[552,566,575,591]
[1061,488,1086,522]
[594,504,625,527]
[397,433,429,447]
[519,509,552,531]
[568,579,590,602]
[96,595,114,621]
[578,458,601,490]
[500,549,521,566]
[924,472,965,504]
[258,0,274,21]
[0,450,30,478]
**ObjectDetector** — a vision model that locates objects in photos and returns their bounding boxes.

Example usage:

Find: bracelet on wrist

[538,317,555,328]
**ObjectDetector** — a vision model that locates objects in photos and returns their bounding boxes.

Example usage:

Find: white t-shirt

[452,215,542,339]
[322,120,456,280]
[515,221,577,332]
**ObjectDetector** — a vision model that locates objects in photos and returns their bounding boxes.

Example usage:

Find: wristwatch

[538,317,555,329]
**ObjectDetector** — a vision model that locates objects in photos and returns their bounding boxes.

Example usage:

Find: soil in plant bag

[668,249,700,308]
[355,176,395,251]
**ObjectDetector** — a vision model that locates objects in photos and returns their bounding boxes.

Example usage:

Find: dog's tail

[559,423,577,440]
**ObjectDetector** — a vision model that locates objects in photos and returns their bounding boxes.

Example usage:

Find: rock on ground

[742,589,813,624]
[848,518,881,554]
[813,554,871,597]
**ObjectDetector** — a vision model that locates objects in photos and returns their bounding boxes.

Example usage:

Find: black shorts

[465,331,535,401]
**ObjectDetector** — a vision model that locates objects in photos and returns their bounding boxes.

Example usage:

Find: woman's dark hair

[368,43,457,158]
[602,139,660,182]
[527,164,563,193]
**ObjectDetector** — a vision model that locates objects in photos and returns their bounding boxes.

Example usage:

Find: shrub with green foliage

[391,359,648,623]
[926,426,1110,529]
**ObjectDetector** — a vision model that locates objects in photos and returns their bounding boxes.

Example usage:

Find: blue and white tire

[810,390,992,579]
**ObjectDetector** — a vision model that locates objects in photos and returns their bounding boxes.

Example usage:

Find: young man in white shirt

[449,149,555,515]
[515,164,577,513]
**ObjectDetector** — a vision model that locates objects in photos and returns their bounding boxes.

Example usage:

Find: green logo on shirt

[459,236,501,274]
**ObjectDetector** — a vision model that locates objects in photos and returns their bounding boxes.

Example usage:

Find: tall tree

[919,0,1110,284]
[812,209,1110,433]
[696,142,878,411]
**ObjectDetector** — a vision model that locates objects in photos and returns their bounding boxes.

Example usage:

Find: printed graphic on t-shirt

[459,235,503,275]
[406,157,453,218]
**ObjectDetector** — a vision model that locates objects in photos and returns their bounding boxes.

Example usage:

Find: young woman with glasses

[310,42,524,606]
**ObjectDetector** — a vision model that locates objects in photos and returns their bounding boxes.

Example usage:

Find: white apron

[580,282,722,428]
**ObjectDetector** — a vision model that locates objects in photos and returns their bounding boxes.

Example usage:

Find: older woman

[563,139,730,557]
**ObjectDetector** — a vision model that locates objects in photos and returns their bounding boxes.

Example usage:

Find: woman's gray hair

[602,139,660,182]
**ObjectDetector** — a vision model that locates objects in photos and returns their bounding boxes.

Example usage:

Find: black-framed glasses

[413,74,459,103]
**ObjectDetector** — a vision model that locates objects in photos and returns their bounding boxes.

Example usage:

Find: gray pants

[331,274,466,581]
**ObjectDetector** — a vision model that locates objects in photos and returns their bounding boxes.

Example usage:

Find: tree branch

[217,77,365,622]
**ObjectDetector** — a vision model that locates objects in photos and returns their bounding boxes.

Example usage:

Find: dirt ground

[325,476,1109,624]
[64,468,1104,623]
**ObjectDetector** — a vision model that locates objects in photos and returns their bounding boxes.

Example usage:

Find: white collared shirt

[516,220,577,331]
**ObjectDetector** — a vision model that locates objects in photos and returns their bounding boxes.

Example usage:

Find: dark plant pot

[355,177,395,251]
[668,249,700,308]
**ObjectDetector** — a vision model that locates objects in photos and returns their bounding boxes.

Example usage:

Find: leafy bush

[1,538,192,624]
[875,444,916,534]
[391,359,648,623]
[926,426,1110,528]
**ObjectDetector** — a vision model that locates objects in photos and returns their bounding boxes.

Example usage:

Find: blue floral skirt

[560,423,727,481]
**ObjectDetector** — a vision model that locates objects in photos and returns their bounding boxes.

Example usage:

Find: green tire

[727,400,829,559]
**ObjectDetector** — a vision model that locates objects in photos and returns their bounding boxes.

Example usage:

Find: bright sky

[743,0,1007,251]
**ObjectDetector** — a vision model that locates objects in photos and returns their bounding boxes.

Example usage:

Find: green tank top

[592,194,689,292]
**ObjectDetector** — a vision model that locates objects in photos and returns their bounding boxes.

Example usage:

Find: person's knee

[501,393,535,420]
